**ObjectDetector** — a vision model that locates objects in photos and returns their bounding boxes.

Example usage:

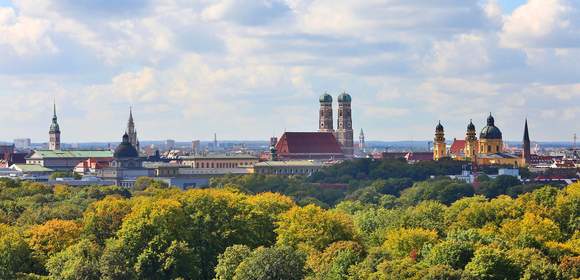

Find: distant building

[179,154,258,169]
[433,114,527,167]
[191,140,201,153]
[49,103,61,151]
[10,164,54,180]
[100,133,151,187]
[274,132,344,160]
[0,145,14,167]
[14,138,31,150]
[318,93,334,132]
[165,139,176,150]
[359,129,366,153]
[254,160,326,175]
[26,150,113,171]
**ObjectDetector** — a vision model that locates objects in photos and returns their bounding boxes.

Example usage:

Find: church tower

[49,102,61,151]
[336,92,354,157]
[433,121,447,160]
[359,128,366,153]
[318,93,334,132]
[522,118,531,165]
[465,119,477,160]
[127,107,139,152]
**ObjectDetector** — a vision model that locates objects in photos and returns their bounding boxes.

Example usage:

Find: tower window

[487,145,491,153]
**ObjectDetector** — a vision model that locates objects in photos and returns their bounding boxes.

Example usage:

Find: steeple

[522,118,531,164]
[49,101,61,150]
[359,128,365,153]
[126,107,139,151]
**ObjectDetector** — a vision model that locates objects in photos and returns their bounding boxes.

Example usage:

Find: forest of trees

[0,158,577,279]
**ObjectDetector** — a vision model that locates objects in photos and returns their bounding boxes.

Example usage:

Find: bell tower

[433,121,447,160]
[522,118,531,165]
[127,107,140,152]
[336,92,354,158]
[318,93,334,132]
[465,119,477,160]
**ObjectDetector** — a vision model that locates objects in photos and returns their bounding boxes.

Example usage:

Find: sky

[0,0,579,143]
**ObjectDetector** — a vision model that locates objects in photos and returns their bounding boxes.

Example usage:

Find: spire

[523,118,530,142]
[53,101,57,119]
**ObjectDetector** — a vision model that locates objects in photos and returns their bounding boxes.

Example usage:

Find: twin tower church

[433,114,532,167]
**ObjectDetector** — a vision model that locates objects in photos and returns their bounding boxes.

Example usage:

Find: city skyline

[1,0,580,142]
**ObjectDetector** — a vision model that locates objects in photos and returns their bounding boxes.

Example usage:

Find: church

[433,114,530,167]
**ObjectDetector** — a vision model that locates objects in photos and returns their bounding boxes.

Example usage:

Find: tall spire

[522,118,531,164]
[49,101,61,150]
[126,107,139,151]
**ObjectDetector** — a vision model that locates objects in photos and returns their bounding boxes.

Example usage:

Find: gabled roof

[10,164,54,172]
[450,140,466,155]
[275,132,343,155]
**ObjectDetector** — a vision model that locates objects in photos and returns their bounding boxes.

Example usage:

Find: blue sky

[1,0,580,142]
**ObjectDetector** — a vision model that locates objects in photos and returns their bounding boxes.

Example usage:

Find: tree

[425,240,474,269]
[214,245,252,280]
[399,178,474,205]
[232,246,306,280]
[27,219,82,262]
[463,247,520,280]
[276,205,355,251]
[382,228,438,259]
[477,175,521,198]
[308,241,364,280]
[83,196,132,245]
[0,224,33,279]
[46,239,102,280]
[133,177,169,191]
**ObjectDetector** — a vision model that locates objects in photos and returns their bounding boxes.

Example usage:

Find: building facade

[26,150,114,171]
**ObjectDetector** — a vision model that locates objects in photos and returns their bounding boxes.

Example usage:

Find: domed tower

[465,119,477,160]
[336,92,354,157]
[318,93,334,132]
[479,113,503,154]
[433,121,447,160]
[49,102,61,151]
[112,133,141,169]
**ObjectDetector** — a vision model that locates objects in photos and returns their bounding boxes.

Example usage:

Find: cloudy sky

[0,0,579,142]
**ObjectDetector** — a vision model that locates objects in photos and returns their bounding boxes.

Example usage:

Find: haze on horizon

[0,0,579,143]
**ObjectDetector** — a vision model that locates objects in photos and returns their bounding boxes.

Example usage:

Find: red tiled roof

[276,132,343,155]
[450,140,466,155]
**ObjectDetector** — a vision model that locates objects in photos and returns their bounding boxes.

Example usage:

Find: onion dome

[480,114,502,139]
[319,93,333,103]
[436,121,444,132]
[114,133,139,158]
[467,119,475,131]
[337,92,352,103]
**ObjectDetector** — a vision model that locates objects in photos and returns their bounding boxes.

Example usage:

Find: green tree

[276,205,355,251]
[233,246,306,280]
[425,240,474,269]
[133,177,169,191]
[0,224,33,279]
[463,247,520,280]
[83,196,132,245]
[383,228,438,259]
[399,178,474,205]
[214,245,252,280]
[46,239,102,280]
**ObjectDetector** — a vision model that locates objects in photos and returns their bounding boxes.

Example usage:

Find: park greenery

[0,158,577,279]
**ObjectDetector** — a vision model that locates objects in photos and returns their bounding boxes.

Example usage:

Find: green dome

[319,93,332,103]
[337,92,351,103]
[480,114,502,139]
[467,120,475,131]
[436,121,444,132]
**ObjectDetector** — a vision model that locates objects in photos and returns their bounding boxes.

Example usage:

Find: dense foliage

[0,172,578,279]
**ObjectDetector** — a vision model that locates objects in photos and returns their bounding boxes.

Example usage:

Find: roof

[477,153,519,159]
[29,150,114,159]
[180,154,257,160]
[275,132,343,155]
[10,164,54,173]
[114,133,139,158]
[450,140,466,155]
[254,160,326,167]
